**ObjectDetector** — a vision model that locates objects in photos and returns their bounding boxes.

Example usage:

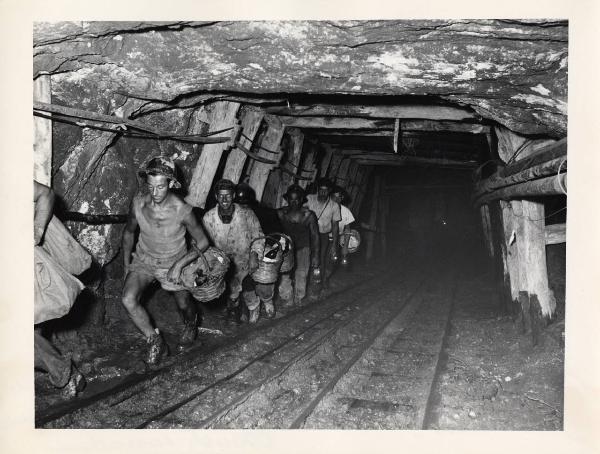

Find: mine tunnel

[32,20,566,430]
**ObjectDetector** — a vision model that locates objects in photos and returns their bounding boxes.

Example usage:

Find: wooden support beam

[185,101,241,208]
[353,166,373,215]
[335,158,351,187]
[514,200,556,342]
[34,76,52,186]
[276,128,304,207]
[355,156,477,168]
[346,161,359,193]
[349,166,365,211]
[475,173,567,207]
[401,120,490,134]
[475,156,567,197]
[500,200,522,313]
[494,125,557,164]
[33,101,231,145]
[327,152,344,181]
[319,145,334,178]
[501,138,566,178]
[265,104,476,121]
[393,119,400,154]
[279,116,393,130]
[298,142,317,190]
[248,116,285,202]
[222,106,264,182]
[545,223,566,245]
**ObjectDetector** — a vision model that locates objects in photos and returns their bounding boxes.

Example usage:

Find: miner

[305,178,341,289]
[331,186,356,266]
[34,180,86,397]
[203,179,269,324]
[277,184,320,306]
[121,156,209,365]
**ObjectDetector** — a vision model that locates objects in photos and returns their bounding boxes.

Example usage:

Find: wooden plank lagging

[349,166,365,212]
[34,76,52,186]
[319,145,334,178]
[353,166,373,216]
[326,152,344,183]
[222,106,264,183]
[248,116,285,202]
[298,143,316,190]
[335,158,351,188]
[278,128,305,202]
[185,101,241,208]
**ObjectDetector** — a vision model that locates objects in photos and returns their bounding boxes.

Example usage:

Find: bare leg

[121,271,157,338]
[172,290,198,323]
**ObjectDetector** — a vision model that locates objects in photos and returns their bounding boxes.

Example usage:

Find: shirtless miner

[121,156,209,365]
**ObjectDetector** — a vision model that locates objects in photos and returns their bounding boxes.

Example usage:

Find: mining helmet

[138,156,181,189]
[234,182,256,205]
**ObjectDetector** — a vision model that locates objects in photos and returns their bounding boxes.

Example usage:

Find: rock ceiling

[34,20,568,138]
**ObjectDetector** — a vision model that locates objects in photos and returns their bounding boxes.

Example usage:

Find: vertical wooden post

[272,128,304,206]
[222,106,264,183]
[348,166,364,210]
[500,200,521,316]
[335,158,351,188]
[248,115,285,202]
[34,75,52,185]
[319,145,334,178]
[327,152,344,182]
[366,175,381,262]
[514,199,555,343]
[298,141,317,190]
[186,101,241,208]
[489,200,510,312]
[354,166,372,216]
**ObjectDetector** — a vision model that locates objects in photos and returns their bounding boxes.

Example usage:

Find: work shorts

[128,249,187,292]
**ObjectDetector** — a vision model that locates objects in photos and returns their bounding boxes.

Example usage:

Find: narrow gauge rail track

[39,269,396,428]
[41,262,459,429]
[142,273,428,428]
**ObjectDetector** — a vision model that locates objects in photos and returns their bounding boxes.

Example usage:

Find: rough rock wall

[34,20,567,137]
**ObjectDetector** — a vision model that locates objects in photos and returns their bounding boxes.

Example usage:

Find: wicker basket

[250,235,284,284]
[278,233,295,273]
[181,247,230,302]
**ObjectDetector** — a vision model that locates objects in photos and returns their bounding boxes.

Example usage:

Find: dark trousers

[319,232,335,285]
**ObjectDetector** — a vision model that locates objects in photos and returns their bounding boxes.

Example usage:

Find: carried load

[181,246,230,302]
[35,216,92,324]
[250,233,293,283]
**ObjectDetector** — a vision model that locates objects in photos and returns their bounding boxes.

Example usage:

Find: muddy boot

[146,329,168,366]
[61,366,86,398]
[177,316,199,352]
[263,301,276,319]
[248,307,260,324]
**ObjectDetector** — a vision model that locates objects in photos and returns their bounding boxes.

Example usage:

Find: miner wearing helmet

[121,156,210,366]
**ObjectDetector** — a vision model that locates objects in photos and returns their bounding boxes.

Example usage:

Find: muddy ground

[35,245,565,430]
